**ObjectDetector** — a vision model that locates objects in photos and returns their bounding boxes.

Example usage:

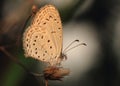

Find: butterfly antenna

[63,40,79,53]
[64,43,87,53]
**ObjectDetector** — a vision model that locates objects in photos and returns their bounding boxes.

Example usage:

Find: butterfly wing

[32,5,63,65]
[23,25,57,63]
[23,5,63,65]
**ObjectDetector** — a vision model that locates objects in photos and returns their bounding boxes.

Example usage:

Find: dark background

[0,0,120,86]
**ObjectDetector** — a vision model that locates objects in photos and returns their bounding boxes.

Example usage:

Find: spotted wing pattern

[23,5,63,66]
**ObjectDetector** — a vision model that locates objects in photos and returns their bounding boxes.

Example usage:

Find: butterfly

[23,4,86,86]
[23,4,70,86]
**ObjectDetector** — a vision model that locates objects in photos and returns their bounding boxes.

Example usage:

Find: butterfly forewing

[23,5,63,66]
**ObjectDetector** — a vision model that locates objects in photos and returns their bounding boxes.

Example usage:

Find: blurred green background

[0,0,120,86]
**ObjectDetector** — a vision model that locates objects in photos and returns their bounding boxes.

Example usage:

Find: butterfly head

[59,52,67,61]
[52,52,67,66]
